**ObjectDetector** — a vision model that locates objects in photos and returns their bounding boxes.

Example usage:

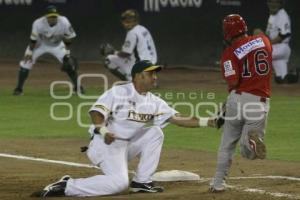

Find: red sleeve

[221,49,239,90]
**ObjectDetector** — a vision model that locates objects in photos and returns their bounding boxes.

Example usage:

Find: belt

[235,90,267,103]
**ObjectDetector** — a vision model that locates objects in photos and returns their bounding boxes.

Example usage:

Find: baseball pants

[272,43,291,79]
[65,126,164,197]
[20,42,68,70]
[105,54,135,81]
[212,91,270,187]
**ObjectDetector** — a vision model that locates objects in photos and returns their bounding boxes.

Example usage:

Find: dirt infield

[1,60,300,199]
[1,139,300,200]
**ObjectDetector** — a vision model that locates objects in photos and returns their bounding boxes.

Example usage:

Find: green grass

[1,87,300,162]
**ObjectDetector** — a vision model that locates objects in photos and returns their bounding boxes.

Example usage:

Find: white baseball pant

[65,126,164,197]
[20,42,68,70]
[105,54,135,81]
[272,43,291,79]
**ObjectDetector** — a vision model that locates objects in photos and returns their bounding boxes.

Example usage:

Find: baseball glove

[215,101,226,129]
[99,43,115,56]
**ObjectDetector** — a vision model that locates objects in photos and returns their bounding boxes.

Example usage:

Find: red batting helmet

[223,14,248,41]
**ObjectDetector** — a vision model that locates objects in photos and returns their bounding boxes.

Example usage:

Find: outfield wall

[0,0,299,66]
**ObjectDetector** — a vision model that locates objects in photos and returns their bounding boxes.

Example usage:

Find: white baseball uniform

[266,8,291,78]
[65,83,177,197]
[106,24,157,80]
[20,16,76,69]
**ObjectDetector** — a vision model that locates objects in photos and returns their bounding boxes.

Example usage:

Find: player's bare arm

[168,113,217,128]
[89,110,116,145]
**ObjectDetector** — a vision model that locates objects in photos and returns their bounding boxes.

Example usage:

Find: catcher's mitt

[99,43,115,56]
[215,101,226,129]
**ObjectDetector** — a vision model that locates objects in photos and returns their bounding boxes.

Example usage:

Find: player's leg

[105,54,134,81]
[13,46,45,95]
[64,135,129,196]
[50,43,83,94]
[127,126,164,192]
[273,60,286,83]
[210,93,243,192]
[272,44,291,83]
[240,100,269,160]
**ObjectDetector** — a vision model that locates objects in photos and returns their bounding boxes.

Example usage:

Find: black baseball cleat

[39,175,70,197]
[129,181,164,193]
[13,88,23,96]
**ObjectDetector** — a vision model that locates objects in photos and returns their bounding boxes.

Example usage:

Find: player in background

[99,9,157,81]
[210,14,272,192]
[13,5,83,95]
[254,0,295,84]
[35,60,223,197]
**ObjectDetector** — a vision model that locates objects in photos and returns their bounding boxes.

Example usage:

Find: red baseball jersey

[221,34,272,97]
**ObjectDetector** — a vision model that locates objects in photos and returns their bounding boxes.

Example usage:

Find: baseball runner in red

[210,14,273,192]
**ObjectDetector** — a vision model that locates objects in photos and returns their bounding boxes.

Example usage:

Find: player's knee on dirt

[110,175,129,193]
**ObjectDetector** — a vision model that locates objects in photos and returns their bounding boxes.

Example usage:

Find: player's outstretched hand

[104,132,116,145]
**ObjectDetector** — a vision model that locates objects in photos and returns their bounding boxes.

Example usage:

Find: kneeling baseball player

[99,9,157,81]
[34,60,223,197]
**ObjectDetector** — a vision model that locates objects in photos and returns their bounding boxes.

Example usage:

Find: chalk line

[1,152,299,199]
[0,153,100,169]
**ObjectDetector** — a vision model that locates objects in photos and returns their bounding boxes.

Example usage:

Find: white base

[152,170,200,182]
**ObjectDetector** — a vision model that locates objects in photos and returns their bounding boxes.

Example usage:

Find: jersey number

[242,49,270,77]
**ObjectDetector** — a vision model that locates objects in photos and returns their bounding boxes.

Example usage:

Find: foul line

[0,153,100,170]
[1,153,300,199]
[225,184,300,200]
[229,175,300,182]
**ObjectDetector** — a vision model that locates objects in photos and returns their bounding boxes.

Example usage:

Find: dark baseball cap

[45,5,59,17]
[131,60,162,77]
